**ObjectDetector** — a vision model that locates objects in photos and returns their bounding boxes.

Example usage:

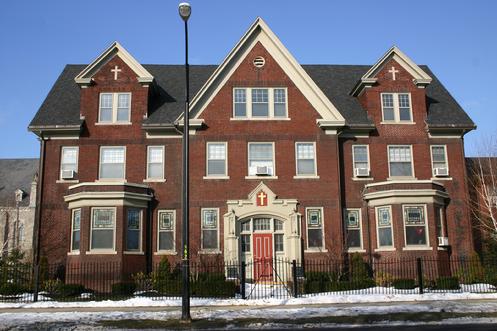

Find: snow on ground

[2,300,497,329]
[2,289,497,309]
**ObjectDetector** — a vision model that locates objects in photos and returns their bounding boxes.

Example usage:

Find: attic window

[253,56,265,68]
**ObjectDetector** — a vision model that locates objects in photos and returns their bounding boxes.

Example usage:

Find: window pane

[148,163,163,179]
[274,89,286,117]
[389,147,411,162]
[159,232,174,251]
[308,229,323,248]
[72,230,80,251]
[241,234,251,252]
[100,94,113,122]
[274,234,284,251]
[101,148,125,179]
[99,108,112,122]
[274,219,284,231]
[399,107,411,121]
[126,210,140,251]
[254,218,271,231]
[379,228,393,247]
[208,160,225,175]
[62,148,78,165]
[347,229,361,248]
[297,143,314,159]
[406,226,427,245]
[93,209,114,229]
[91,230,113,249]
[101,163,124,179]
[382,94,395,121]
[72,209,81,251]
[353,146,368,163]
[159,212,174,231]
[432,147,446,163]
[202,210,217,228]
[241,220,251,232]
[208,144,226,160]
[390,162,413,177]
[252,89,269,117]
[234,89,247,117]
[202,230,218,249]
[249,144,273,160]
[298,159,315,175]
[127,230,140,251]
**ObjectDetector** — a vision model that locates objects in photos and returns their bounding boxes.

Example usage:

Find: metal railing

[1,256,496,302]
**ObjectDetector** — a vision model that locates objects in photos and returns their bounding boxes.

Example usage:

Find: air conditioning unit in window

[61,170,76,180]
[256,166,272,176]
[434,168,449,177]
[354,168,370,177]
[438,236,449,247]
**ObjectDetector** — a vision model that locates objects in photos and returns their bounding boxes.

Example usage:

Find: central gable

[183,17,345,128]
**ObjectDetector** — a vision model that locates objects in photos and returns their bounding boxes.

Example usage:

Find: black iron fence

[1,256,497,303]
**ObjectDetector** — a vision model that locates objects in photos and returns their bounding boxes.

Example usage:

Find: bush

[191,279,237,298]
[435,276,460,290]
[43,279,63,294]
[58,283,86,298]
[350,253,370,281]
[0,282,26,296]
[111,282,136,296]
[375,272,394,287]
[132,272,153,292]
[392,278,416,290]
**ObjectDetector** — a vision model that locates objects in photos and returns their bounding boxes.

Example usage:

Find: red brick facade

[34,26,476,278]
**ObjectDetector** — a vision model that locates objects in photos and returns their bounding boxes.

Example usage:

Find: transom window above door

[233,88,288,119]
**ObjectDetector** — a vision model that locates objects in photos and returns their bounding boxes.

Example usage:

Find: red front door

[253,233,273,281]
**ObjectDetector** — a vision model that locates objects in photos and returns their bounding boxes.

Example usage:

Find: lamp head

[178,2,191,21]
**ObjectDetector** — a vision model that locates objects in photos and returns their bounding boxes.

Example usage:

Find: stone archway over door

[223,182,301,264]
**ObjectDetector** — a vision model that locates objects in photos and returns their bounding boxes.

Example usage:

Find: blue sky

[0,0,495,158]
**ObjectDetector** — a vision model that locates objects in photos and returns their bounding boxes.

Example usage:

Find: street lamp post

[179,2,191,322]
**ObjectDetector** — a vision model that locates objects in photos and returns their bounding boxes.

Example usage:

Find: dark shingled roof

[0,159,38,207]
[29,64,475,129]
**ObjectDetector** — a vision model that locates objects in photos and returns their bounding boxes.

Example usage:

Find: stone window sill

[86,250,117,255]
[374,247,396,252]
[143,179,167,183]
[199,250,222,255]
[95,122,132,126]
[347,249,366,253]
[304,249,328,253]
[293,175,320,179]
[352,177,374,181]
[245,176,278,180]
[154,251,178,255]
[402,246,433,251]
[67,251,80,256]
[124,251,144,255]
[430,177,452,181]
[203,176,230,180]
[57,179,79,184]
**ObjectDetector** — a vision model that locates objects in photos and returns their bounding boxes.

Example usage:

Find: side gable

[74,41,154,86]
[351,46,432,96]
[183,17,345,129]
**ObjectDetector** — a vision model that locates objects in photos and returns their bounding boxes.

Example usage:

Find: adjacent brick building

[29,18,476,279]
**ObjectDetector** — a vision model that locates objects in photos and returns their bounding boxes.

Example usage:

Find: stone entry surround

[223,182,301,263]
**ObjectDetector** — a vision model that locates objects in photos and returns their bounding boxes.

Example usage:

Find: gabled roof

[74,41,154,86]
[182,17,345,127]
[351,46,433,96]
[0,159,38,207]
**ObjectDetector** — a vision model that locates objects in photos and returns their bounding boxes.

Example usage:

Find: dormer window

[98,93,131,124]
[233,88,287,119]
[381,93,412,123]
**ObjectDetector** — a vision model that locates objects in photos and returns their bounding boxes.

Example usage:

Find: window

[352,145,369,176]
[98,93,131,123]
[201,209,219,250]
[158,210,175,252]
[71,209,81,251]
[381,93,412,123]
[126,209,141,251]
[388,146,413,177]
[403,205,428,246]
[306,208,324,249]
[431,145,448,176]
[60,147,78,178]
[207,142,227,177]
[274,219,284,231]
[274,219,284,252]
[345,209,362,250]
[240,219,251,253]
[147,146,164,180]
[253,218,271,231]
[90,208,115,251]
[296,142,317,176]
[248,143,275,176]
[233,88,287,119]
[376,206,393,249]
[99,147,125,179]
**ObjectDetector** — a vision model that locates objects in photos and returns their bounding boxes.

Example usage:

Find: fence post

[292,259,298,298]
[33,263,39,302]
[241,261,246,299]
[417,258,424,295]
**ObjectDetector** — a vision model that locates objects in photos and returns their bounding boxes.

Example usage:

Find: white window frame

[98,92,132,124]
[99,146,126,181]
[70,208,81,253]
[157,209,176,254]
[430,145,449,177]
[125,208,143,253]
[345,208,364,252]
[305,207,326,251]
[60,146,79,180]
[380,92,413,123]
[146,146,165,181]
[240,219,251,254]
[232,87,289,120]
[88,207,116,254]
[294,142,318,178]
[200,208,220,253]
[205,142,229,179]
[375,206,395,251]
[246,142,277,178]
[352,145,370,177]
[402,204,430,250]
[387,145,415,179]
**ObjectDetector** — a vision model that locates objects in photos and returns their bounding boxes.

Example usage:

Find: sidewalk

[2,299,497,330]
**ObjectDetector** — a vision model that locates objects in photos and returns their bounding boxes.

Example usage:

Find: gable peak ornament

[111,65,122,80]
[388,66,399,81]
[256,190,268,206]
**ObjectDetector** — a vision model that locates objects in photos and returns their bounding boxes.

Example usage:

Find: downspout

[336,134,346,260]
[32,134,46,302]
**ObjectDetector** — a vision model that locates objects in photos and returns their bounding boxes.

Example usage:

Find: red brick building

[29,18,476,277]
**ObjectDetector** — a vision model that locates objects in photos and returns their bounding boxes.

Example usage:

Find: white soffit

[182,17,345,125]
[74,41,154,85]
